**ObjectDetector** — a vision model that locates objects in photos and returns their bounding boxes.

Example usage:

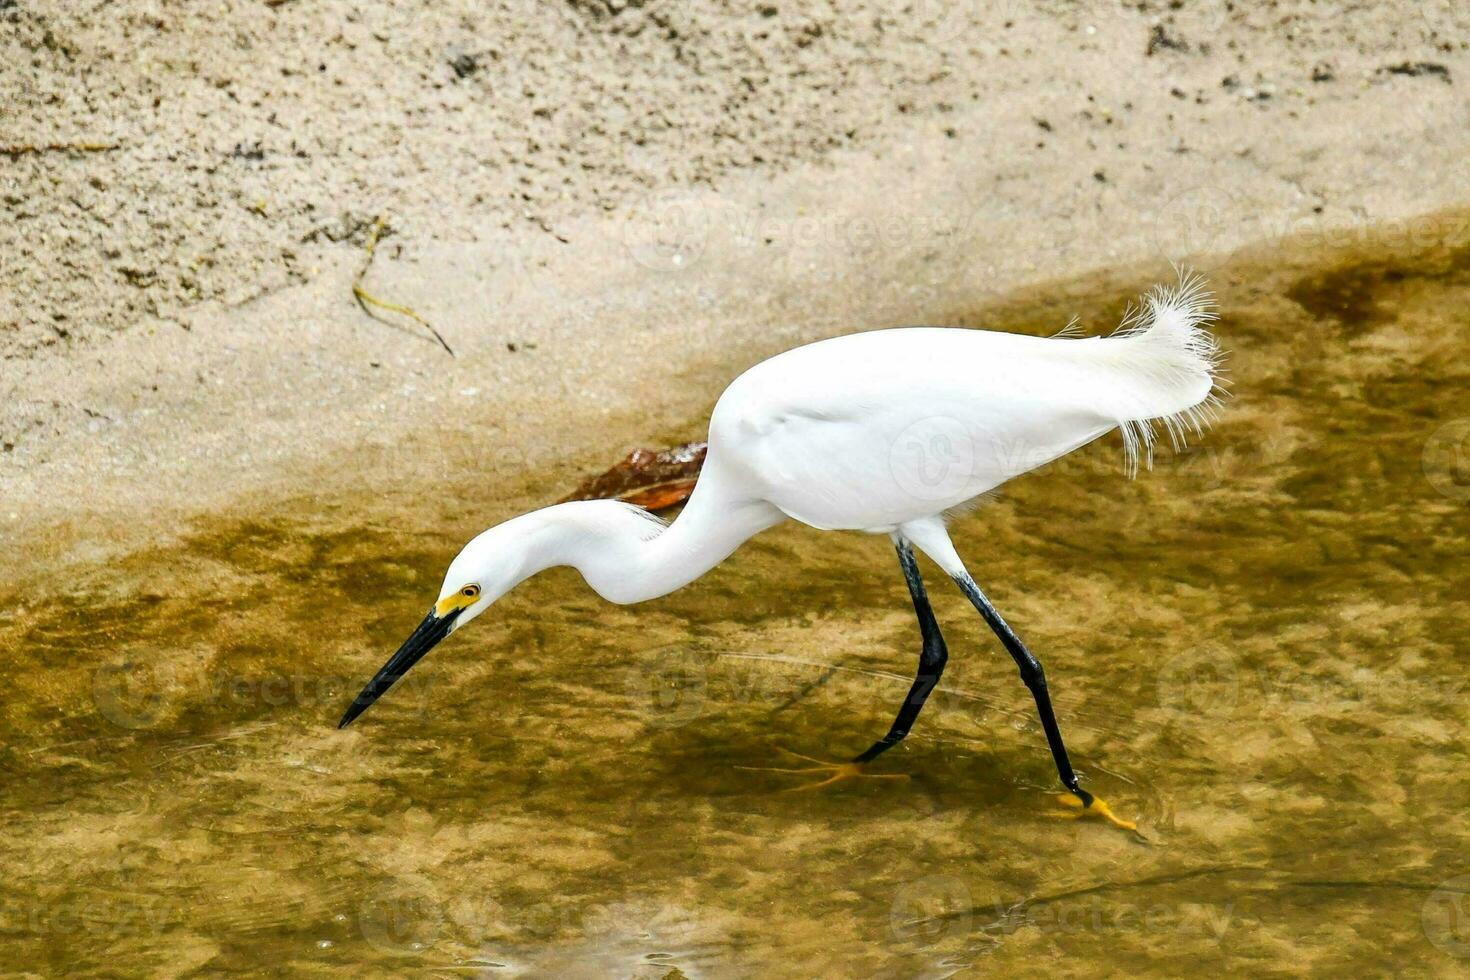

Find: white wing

[707,278,1220,532]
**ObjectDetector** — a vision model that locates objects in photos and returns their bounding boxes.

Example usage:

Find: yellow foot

[736,748,910,793]
[1051,792,1138,832]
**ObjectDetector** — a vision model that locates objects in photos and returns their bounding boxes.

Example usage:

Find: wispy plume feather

[1104,269,1227,475]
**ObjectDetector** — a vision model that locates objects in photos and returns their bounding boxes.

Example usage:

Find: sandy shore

[3,8,1470,972]
[3,1,1468,583]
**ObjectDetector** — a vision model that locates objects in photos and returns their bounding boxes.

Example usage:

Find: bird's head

[335,500,655,729]
[336,523,521,729]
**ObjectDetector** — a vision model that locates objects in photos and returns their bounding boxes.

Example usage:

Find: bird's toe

[1054,792,1138,832]
[736,751,909,793]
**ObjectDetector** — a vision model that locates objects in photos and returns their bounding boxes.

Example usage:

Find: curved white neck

[510,486,785,605]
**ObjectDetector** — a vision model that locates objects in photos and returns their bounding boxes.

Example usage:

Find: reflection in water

[2,219,1468,975]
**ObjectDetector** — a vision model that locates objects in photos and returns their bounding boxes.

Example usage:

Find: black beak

[338,607,461,728]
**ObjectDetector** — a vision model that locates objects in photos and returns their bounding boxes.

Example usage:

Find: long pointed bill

[338,607,461,728]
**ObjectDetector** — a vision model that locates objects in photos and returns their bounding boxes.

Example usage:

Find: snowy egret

[340,275,1222,828]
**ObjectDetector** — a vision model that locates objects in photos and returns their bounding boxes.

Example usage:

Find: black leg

[952,573,1094,808]
[852,539,949,764]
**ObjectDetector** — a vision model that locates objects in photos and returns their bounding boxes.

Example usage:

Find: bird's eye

[461,584,480,599]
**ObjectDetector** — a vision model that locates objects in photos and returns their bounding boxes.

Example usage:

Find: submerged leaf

[561,441,707,511]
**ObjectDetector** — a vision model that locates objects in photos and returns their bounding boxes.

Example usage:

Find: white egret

[340,274,1223,828]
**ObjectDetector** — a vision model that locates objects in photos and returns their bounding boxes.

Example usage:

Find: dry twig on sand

[351,215,455,357]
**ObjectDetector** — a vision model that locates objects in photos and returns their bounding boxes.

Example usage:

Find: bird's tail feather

[1098,270,1226,475]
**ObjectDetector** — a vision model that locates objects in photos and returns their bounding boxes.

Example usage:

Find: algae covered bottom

[2,221,1467,976]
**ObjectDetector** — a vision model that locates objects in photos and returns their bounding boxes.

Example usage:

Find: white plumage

[340,272,1222,827]
[709,271,1220,533]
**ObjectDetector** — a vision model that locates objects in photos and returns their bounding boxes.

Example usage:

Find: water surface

[2,220,1468,976]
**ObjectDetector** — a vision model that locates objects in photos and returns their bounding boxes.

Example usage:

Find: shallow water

[3,221,1469,976]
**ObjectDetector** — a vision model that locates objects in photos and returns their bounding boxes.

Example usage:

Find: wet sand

[3,218,1467,975]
